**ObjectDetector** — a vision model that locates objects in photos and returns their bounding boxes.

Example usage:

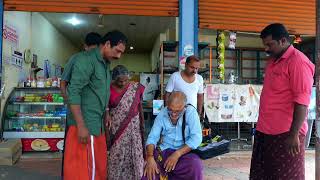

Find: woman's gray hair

[112,65,129,80]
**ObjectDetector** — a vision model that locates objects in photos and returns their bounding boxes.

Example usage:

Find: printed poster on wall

[205,84,313,123]
[233,85,260,122]
[217,84,235,122]
[153,100,164,115]
[3,21,20,66]
[3,22,19,48]
[308,87,316,120]
[204,84,262,123]
[204,84,221,122]
[140,74,159,101]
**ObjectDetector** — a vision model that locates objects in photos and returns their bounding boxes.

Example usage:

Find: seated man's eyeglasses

[167,108,185,118]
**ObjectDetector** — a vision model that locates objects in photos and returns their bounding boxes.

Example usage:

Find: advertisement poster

[3,23,19,48]
[205,84,313,123]
[204,84,221,122]
[140,74,159,101]
[308,87,316,120]
[204,84,262,123]
[153,100,164,115]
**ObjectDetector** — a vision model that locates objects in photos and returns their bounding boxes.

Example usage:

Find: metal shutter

[5,0,179,17]
[199,0,315,35]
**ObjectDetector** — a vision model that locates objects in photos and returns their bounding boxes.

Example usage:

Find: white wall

[110,53,151,73]
[1,11,78,120]
[31,12,79,75]
[2,12,31,107]
[150,33,167,72]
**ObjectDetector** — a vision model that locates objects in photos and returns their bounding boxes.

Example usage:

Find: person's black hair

[101,30,128,47]
[186,55,200,64]
[85,32,101,46]
[260,23,290,41]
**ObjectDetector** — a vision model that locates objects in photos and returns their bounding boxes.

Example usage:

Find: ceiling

[41,12,176,53]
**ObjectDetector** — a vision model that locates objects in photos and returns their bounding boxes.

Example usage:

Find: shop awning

[4,0,179,17]
[199,0,315,35]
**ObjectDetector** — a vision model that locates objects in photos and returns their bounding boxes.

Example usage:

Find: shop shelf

[15,87,60,91]
[12,102,64,105]
[1,87,66,151]
[3,131,65,138]
[198,68,210,73]
[8,116,64,120]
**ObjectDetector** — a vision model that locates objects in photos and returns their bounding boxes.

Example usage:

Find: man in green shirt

[63,30,127,180]
[60,32,102,100]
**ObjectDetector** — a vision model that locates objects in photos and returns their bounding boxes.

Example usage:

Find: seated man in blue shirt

[142,91,203,180]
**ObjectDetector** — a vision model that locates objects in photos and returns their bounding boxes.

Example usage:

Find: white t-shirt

[165,72,204,108]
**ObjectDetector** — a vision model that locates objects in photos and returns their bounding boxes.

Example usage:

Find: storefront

[198,0,316,148]
[0,0,182,152]
[0,0,317,153]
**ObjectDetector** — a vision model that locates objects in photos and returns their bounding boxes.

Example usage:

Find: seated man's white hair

[167,91,187,106]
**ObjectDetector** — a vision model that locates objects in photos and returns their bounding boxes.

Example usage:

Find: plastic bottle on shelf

[45,78,52,87]
[19,80,25,87]
[52,77,58,87]
[26,78,31,87]
[57,78,61,87]
[31,78,37,88]
[37,77,45,88]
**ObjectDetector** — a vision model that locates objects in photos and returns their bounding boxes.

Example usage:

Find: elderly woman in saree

[107,65,145,180]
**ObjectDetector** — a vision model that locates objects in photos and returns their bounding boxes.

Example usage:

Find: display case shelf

[8,117,64,120]
[12,102,64,105]
[1,87,67,152]
[15,87,61,91]
[3,132,65,138]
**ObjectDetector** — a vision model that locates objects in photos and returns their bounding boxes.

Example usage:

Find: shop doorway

[1,11,176,154]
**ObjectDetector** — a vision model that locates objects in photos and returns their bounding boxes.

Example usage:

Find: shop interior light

[66,17,81,26]
[130,46,134,50]
[293,35,302,44]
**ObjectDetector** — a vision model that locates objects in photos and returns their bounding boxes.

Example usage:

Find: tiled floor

[0,150,315,180]
[203,150,315,180]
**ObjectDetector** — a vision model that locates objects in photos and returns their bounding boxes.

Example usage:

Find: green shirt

[61,54,77,82]
[62,54,77,133]
[67,48,111,136]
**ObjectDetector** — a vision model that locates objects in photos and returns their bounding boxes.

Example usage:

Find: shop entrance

[0,11,176,154]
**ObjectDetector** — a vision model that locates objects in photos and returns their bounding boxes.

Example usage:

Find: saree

[107,82,145,180]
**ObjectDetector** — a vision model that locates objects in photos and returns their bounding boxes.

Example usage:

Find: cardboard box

[0,139,22,165]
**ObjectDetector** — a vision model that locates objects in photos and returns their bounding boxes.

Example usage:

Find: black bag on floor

[192,138,230,160]
[182,109,230,160]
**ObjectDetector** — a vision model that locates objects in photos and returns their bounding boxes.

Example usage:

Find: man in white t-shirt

[165,55,204,116]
